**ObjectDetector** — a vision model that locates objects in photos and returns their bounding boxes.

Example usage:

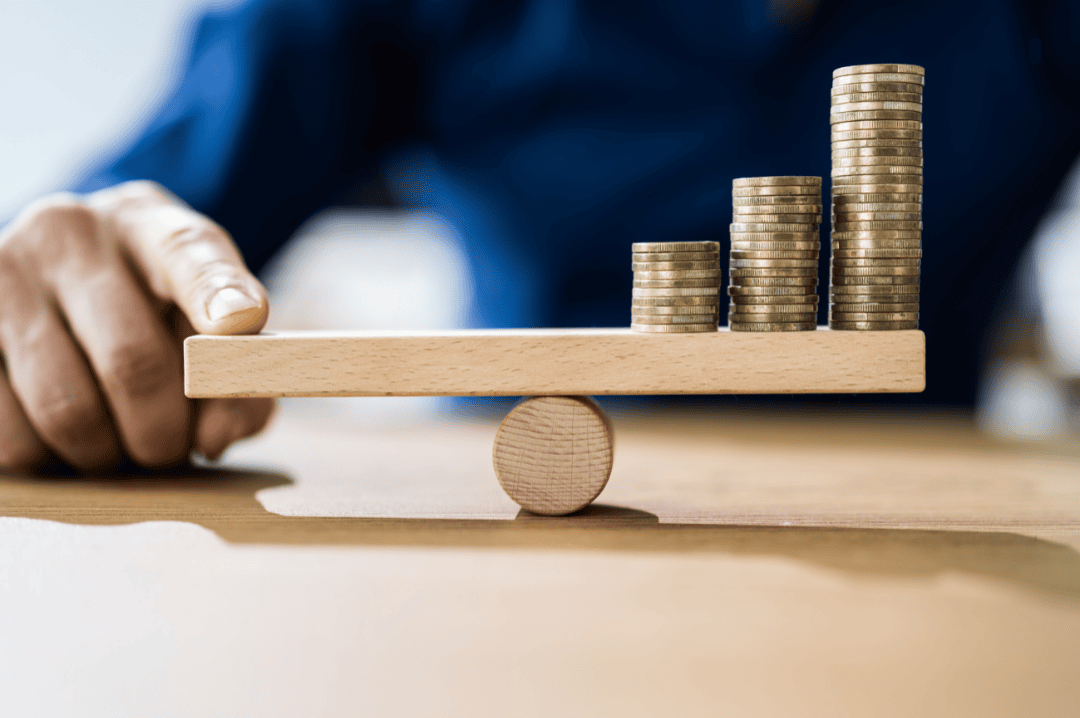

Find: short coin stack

[630,241,720,333]
[830,63,923,330]
[729,176,822,331]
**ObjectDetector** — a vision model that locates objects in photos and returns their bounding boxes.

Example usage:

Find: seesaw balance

[185,328,925,514]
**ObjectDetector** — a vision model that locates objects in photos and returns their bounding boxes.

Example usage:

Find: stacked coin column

[829,63,923,330]
[630,242,721,333]
[728,177,822,331]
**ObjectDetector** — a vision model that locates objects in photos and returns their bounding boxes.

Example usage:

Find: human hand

[0,181,275,472]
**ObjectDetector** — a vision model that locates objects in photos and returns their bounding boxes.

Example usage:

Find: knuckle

[118,179,171,201]
[0,427,47,472]
[98,180,174,211]
[34,390,104,448]
[17,195,101,264]
[100,340,174,399]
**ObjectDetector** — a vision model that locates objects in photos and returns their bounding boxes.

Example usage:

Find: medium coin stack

[631,241,720,333]
[729,176,821,331]
[830,63,923,330]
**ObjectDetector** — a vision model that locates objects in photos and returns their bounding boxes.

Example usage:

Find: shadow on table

[3,466,1079,603]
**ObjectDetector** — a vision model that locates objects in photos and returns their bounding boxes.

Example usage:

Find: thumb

[88,182,269,335]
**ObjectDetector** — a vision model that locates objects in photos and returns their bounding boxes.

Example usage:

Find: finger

[88,181,269,336]
[0,365,51,472]
[0,260,123,470]
[194,398,277,461]
[49,257,191,468]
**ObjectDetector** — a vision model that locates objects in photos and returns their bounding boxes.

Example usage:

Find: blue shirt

[77,0,1080,404]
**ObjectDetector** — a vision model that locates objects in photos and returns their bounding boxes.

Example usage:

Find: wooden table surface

[2,405,1079,717]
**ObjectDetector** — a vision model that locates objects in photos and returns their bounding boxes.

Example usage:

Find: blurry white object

[979,156,1080,440]
[977,359,1071,440]
[1032,166,1080,377]
[260,209,475,426]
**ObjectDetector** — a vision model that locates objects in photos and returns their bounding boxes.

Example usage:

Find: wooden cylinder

[492,396,615,516]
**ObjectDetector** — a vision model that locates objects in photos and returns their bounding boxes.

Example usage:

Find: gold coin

[633,278,721,288]
[630,322,717,333]
[730,303,818,314]
[729,286,819,296]
[833,221,922,231]
[632,313,720,324]
[831,266,920,276]
[832,248,922,258]
[832,275,919,285]
[733,276,819,286]
[732,185,822,197]
[730,232,819,242]
[832,236,922,244]
[831,110,923,124]
[732,196,825,206]
[830,310,919,322]
[830,283,919,294]
[729,321,817,332]
[632,305,719,315]
[631,241,721,253]
[831,302,919,312]
[831,257,920,267]
[832,148,922,160]
[833,72,925,85]
[832,193,922,203]
[833,189,923,200]
[729,294,818,304]
[731,223,821,233]
[731,240,820,251]
[633,286,721,296]
[830,294,919,304]
[829,320,919,330]
[832,166,923,178]
[832,173,923,186]
[832,129,923,142]
[730,258,819,268]
[634,269,722,280]
[831,202,921,212]
[732,176,821,187]
[632,294,719,306]
[833,171,924,183]
[831,82,924,96]
[831,92,924,105]
[833,212,922,222]
[729,312,818,323]
[730,250,819,259]
[831,101,923,115]
[631,251,718,262]
[729,213,823,225]
[831,120,922,132]
[832,139,922,150]
[730,267,818,277]
[631,261,721,271]
[834,63,925,77]
[732,205,823,216]
[835,156,923,167]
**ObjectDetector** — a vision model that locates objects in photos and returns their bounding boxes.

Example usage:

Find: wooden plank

[184,327,924,397]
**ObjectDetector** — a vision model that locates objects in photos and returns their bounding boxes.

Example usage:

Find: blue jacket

[77,0,1080,404]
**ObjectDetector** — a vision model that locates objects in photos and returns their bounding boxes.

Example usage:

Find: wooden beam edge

[184,327,925,398]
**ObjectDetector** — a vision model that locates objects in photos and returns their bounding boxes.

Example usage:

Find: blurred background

[0,0,474,426]
[2,0,1079,439]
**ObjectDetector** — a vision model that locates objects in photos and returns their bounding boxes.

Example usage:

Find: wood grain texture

[492,396,614,515]
[2,409,1079,717]
[184,327,925,397]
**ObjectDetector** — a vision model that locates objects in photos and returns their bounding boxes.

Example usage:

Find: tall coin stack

[631,241,721,333]
[729,176,822,331]
[830,63,923,330]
